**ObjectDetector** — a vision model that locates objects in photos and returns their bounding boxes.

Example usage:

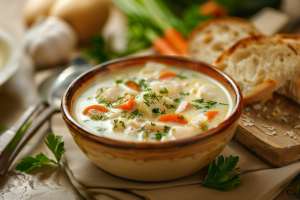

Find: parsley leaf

[45,134,66,164]
[152,108,160,113]
[114,78,123,85]
[201,155,242,191]
[15,153,57,172]
[154,131,166,140]
[201,126,207,132]
[15,134,66,172]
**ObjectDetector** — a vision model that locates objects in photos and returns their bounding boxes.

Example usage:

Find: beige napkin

[51,113,300,200]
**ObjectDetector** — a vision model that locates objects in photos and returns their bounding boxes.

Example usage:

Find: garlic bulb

[25,16,77,67]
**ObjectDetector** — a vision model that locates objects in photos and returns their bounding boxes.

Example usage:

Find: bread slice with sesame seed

[187,17,261,65]
[214,35,300,104]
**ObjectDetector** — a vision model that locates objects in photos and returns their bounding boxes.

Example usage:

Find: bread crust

[276,34,300,40]
[243,78,278,105]
[187,17,258,42]
[187,17,261,65]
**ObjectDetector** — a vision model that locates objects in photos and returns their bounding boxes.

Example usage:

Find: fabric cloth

[51,113,300,200]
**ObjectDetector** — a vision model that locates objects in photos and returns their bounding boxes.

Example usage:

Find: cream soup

[74,62,232,142]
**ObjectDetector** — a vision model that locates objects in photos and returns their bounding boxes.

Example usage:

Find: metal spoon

[0,57,91,183]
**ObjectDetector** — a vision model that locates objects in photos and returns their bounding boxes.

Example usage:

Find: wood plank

[235,93,300,167]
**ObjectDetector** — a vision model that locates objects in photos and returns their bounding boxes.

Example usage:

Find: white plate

[0,28,20,87]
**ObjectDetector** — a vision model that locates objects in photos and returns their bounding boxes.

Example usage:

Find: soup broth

[74,62,232,142]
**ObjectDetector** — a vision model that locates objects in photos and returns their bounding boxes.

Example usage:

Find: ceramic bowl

[61,55,243,182]
[0,28,20,88]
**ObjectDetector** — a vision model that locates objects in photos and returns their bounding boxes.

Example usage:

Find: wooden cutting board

[235,93,300,167]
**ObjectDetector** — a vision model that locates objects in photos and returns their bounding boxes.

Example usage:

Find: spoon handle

[0,106,59,184]
[0,99,45,156]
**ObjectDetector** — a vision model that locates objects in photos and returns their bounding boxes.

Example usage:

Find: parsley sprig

[15,134,66,172]
[201,155,242,191]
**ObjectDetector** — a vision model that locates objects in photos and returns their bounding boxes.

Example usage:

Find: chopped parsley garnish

[174,91,190,103]
[153,131,166,140]
[138,79,148,91]
[159,87,169,94]
[15,134,66,172]
[201,126,208,132]
[98,96,107,104]
[128,109,143,119]
[105,102,113,107]
[163,100,177,109]
[114,78,123,85]
[121,111,127,118]
[164,126,171,132]
[96,127,106,134]
[201,155,242,191]
[177,74,187,79]
[113,119,118,130]
[120,121,126,128]
[84,119,90,122]
[143,93,150,107]
[90,114,109,121]
[174,98,181,103]
[145,88,152,91]
[192,104,202,110]
[152,108,160,113]
[192,98,204,103]
[192,99,228,110]
[151,122,156,126]
[177,115,184,121]
[161,110,166,115]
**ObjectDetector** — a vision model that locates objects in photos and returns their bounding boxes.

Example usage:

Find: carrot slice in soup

[83,105,109,115]
[125,80,140,92]
[114,94,135,111]
[204,111,219,120]
[157,113,188,124]
[159,72,178,79]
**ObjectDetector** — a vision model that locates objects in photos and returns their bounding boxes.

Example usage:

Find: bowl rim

[61,55,243,149]
[0,27,21,87]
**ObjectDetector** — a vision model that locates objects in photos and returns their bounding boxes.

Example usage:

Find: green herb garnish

[153,131,166,141]
[177,74,187,79]
[192,98,204,103]
[114,79,123,85]
[120,121,126,128]
[164,126,171,132]
[145,88,152,91]
[128,109,143,119]
[201,155,242,191]
[151,122,156,126]
[177,115,184,121]
[96,127,106,134]
[161,110,166,115]
[15,134,66,172]
[138,79,148,91]
[201,126,208,132]
[152,108,160,113]
[91,114,108,121]
[98,96,107,104]
[159,87,169,94]
[113,119,118,130]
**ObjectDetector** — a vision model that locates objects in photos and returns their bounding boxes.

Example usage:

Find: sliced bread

[214,35,300,104]
[187,17,261,65]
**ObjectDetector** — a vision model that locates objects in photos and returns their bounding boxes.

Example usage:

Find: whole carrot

[146,28,180,56]
[164,28,187,56]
